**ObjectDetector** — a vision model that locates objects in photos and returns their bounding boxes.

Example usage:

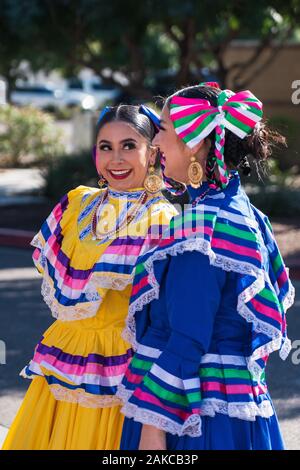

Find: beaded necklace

[191,186,211,207]
[91,188,148,240]
[191,174,234,207]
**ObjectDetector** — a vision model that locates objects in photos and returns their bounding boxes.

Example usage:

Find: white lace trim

[20,368,123,408]
[19,366,38,379]
[116,383,136,403]
[118,385,274,429]
[123,237,294,371]
[85,272,133,292]
[30,233,44,250]
[200,398,274,421]
[122,289,158,350]
[282,280,296,312]
[121,402,202,437]
[40,274,102,321]
[49,384,122,408]
[32,243,133,321]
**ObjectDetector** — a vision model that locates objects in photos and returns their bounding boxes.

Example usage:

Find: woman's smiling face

[96,121,156,191]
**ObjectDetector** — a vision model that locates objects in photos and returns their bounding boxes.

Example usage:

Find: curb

[0,425,8,448]
[1,227,300,280]
[0,228,35,249]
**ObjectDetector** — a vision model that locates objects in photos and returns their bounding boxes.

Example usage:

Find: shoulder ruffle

[31,186,177,321]
[124,176,295,381]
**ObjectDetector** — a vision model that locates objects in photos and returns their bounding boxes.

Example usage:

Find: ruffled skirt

[120,400,285,450]
[2,376,124,450]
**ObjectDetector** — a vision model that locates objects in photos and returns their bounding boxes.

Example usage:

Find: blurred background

[0,0,300,449]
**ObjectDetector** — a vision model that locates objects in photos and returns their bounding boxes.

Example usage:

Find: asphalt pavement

[0,245,299,449]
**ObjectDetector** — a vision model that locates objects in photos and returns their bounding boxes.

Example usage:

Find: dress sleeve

[30,185,86,275]
[123,251,226,437]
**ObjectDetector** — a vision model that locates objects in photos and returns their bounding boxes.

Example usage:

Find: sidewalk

[0,425,8,447]
[0,169,299,450]
[0,248,299,449]
[1,169,300,274]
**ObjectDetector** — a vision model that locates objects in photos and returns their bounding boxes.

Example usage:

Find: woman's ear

[190,138,211,159]
[190,139,205,157]
[149,146,158,166]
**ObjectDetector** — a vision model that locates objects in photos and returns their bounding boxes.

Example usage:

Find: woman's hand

[139,424,167,450]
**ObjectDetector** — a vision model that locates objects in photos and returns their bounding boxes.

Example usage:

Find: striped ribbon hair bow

[169,89,263,189]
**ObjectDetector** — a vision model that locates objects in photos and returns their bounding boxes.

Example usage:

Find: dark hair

[166,85,286,180]
[96,104,186,196]
[96,104,157,144]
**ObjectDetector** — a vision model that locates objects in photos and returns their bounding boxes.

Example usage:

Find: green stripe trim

[258,288,280,307]
[171,212,215,229]
[200,367,252,380]
[214,222,257,242]
[273,253,283,273]
[225,113,251,134]
[172,109,212,128]
[131,357,153,372]
[135,263,146,275]
[144,375,202,406]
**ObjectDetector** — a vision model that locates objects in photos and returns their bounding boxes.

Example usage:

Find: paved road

[0,246,299,449]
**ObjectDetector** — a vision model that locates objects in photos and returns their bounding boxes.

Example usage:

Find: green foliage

[2,0,299,95]
[248,186,300,217]
[0,104,64,167]
[268,116,300,173]
[43,150,98,201]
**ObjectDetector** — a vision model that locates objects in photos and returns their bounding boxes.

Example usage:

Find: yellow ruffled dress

[2,185,177,450]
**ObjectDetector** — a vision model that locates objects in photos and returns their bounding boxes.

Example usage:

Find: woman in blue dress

[117,83,295,450]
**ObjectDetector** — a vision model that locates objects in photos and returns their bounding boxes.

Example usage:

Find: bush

[248,186,300,218]
[268,116,300,174]
[0,105,65,168]
[43,150,99,201]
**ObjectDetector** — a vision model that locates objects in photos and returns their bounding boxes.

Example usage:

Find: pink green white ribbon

[169,89,263,189]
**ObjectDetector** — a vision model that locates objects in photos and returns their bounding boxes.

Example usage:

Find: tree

[154,0,300,88]
[1,0,300,99]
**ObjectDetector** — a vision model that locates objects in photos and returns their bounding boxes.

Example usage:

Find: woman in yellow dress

[2,104,178,450]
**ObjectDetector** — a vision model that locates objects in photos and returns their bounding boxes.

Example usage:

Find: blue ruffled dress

[118,176,293,450]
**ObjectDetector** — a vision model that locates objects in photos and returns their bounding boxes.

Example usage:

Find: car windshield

[92,83,116,91]
[67,79,83,90]
[14,86,54,95]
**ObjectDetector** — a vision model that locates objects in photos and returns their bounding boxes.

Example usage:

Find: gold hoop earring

[144,165,163,194]
[97,174,108,188]
[188,156,203,189]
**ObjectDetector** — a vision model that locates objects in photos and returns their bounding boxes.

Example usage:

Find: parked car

[64,77,121,109]
[11,82,99,111]
[10,84,64,110]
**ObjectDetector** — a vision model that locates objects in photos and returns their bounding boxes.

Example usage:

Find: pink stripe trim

[134,388,200,420]
[250,298,282,324]
[178,110,217,140]
[227,91,262,110]
[182,226,213,238]
[202,381,267,396]
[33,351,129,377]
[211,238,262,261]
[132,275,149,296]
[223,106,257,128]
[277,269,288,289]
[33,248,41,261]
[171,104,214,121]
[171,97,210,107]
[125,368,144,385]
[104,244,142,256]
